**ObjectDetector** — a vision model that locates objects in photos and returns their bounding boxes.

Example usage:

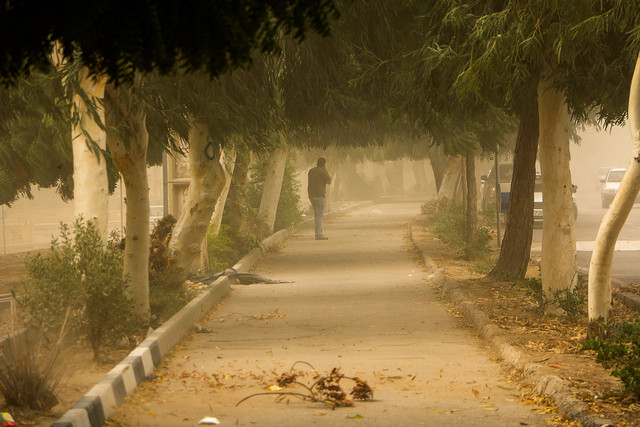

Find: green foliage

[16,218,141,360]
[521,277,547,313]
[246,159,303,234]
[0,1,340,85]
[428,201,491,261]
[148,272,197,328]
[583,318,640,398]
[551,281,586,321]
[207,224,256,274]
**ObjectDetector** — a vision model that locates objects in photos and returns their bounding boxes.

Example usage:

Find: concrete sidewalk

[109,201,552,426]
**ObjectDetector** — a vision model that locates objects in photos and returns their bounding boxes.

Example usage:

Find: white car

[600,168,640,208]
[533,174,577,226]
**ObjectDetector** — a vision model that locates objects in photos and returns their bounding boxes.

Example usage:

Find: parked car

[595,167,611,192]
[533,173,578,226]
[600,168,640,208]
[480,163,513,212]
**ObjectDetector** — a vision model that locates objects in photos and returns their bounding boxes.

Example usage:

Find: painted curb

[52,200,375,427]
[408,224,614,427]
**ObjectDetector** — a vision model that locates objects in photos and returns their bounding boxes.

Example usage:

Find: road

[107,201,553,426]
[531,189,640,285]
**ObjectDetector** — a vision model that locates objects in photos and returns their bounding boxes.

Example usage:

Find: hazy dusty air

[572,125,633,209]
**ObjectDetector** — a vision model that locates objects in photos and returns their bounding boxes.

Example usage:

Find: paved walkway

[109,201,551,426]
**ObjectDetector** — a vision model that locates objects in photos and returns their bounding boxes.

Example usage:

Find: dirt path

[108,202,553,426]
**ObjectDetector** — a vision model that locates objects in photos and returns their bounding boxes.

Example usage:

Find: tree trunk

[168,121,226,278]
[72,70,109,240]
[105,77,150,319]
[589,52,640,321]
[412,159,428,193]
[485,96,539,281]
[437,157,462,208]
[465,153,478,259]
[226,150,250,235]
[538,77,577,295]
[258,147,288,236]
[428,144,447,193]
[209,147,236,234]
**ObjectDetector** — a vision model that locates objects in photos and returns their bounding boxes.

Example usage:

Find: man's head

[317,157,326,167]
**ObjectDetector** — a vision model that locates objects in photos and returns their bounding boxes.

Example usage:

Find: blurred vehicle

[595,167,611,192]
[480,163,513,212]
[600,168,640,208]
[533,173,578,226]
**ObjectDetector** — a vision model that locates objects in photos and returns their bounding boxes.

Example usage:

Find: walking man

[307,157,332,240]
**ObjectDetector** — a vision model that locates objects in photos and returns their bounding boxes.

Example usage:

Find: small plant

[551,281,586,321]
[206,224,256,274]
[583,318,640,398]
[420,200,438,217]
[17,218,141,360]
[521,277,547,313]
[429,202,492,261]
[0,313,69,410]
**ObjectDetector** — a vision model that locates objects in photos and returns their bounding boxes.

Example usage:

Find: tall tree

[412,1,639,297]
[589,52,640,321]
[0,1,340,85]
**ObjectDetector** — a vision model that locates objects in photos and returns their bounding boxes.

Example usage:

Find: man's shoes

[315,235,328,240]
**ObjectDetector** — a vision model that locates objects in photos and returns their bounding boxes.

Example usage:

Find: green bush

[521,277,547,313]
[551,281,586,321]
[0,330,62,410]
[207,224,256,274]
[429,201,492,261]
[583,318,640,398]
[149,271,196,328]
[16,219,141,360]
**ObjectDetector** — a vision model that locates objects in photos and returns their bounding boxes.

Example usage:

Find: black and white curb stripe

[52,200,374,426]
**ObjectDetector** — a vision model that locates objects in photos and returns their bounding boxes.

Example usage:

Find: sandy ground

[107,202,553,426]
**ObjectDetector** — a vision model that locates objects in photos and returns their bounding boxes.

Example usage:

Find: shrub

[521,277,547,313]
[0,329,62,410]
[583,318,640,398]
[551,281,586,321]
[16,218,141,360]
[429,201,492,261]
[206,224,255,274]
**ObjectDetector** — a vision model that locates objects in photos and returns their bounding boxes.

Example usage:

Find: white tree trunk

[169,122,225,276]
[72,70,109,240]
[437,157,462,207]
[589,52,640,321]
[258,147,288,235]
[538,77,577,295]
[412,159,428,192]
[105,77,150,319]
[209,147,237,234]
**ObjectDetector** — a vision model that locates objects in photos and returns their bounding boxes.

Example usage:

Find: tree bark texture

[226,150,250,235]
[169,121,226,277]
[538,77,577,294]
[258,147,288,236]
[412,160,429,193]
[72,70,109,240]
[465,153,477,259]
[428,144,447,193]
[485,96,539,281]
[209,147,236,234]
[589,52,640,321]
[105,77,150,319]
[437,157,462,208]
